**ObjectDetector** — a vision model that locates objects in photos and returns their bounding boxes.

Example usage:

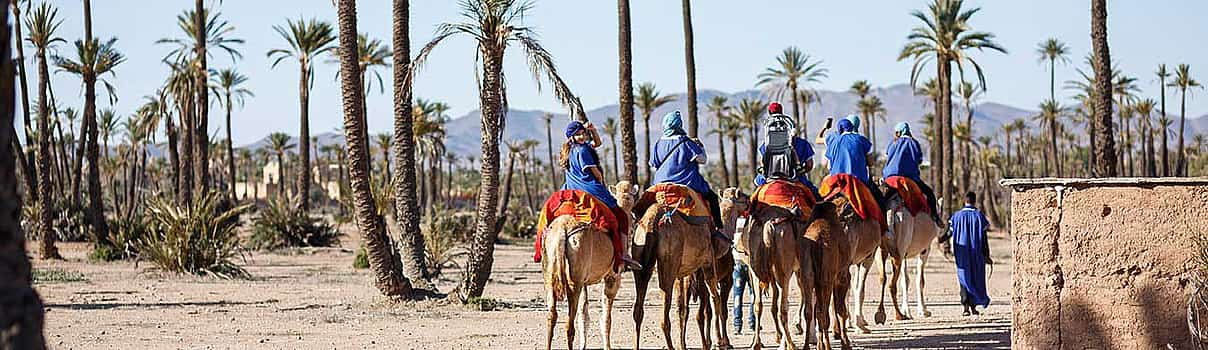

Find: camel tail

[546,218,574,301]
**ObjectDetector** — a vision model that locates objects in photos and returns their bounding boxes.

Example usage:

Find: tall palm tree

[335,0,413,298]
[602,117,620,183]
[27,2,62,259]
[758,47,827,131]
[635,82,676,186]
[1036,38,1071,103]
[1112,74,1139,174]
[851,79,872,138]
[617,0,637,185]
[413,0,580,301]
[1170,64,1201,176]
[12,0,38,203]
[736,98,766,177]
[680,0,698,137]
[856,95,886,152]
[542,112,556,189]
[706,95,731,187]
[390,0,428,291]
[1000,122,1017,177]
[52,35,124,246]
[957,81,981,181]
[1156,64,1171,176]
[268,18,336,211]
[1089,0,1117,176]
[1034,99,1064,178]
[211,68,252,201]
[900,0,1006,214]
[723,114,742,186]
[266,132,294,198]
[1134,99,1156,176]
[375,133,392,188]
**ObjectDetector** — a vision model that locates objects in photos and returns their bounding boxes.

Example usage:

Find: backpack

[761,113,799,180]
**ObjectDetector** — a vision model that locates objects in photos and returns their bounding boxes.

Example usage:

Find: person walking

[949,191,992,316]
[731,249,756,334]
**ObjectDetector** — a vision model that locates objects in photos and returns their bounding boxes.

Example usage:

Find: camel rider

[649,110,724,232]
[561,120,642,270]
[884,122,942,224]
[814,115,887,210]
[754,102,820,199]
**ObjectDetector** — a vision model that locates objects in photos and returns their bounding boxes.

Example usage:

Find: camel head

[611,181,640,213]
[719,187,749,236]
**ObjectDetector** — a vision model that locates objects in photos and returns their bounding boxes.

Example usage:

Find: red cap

[768,102,783,115]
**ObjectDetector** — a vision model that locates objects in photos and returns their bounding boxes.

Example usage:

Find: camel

[870,190,940,324]
[735,186,815,350]
[629,184,729,350]
[682,187,751,350]
[808,194,884,350]
[540,183,639,350]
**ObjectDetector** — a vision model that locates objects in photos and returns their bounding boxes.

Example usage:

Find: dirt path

[34,230,1012,349]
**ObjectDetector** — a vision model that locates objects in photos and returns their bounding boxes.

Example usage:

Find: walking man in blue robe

[949,191,992,316]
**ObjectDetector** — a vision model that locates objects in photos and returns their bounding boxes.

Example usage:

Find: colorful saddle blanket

[820,174,886,230]
[637,183,711,224]
[884,176,929,216]
[533,190,620,265]
[751,180,816,220]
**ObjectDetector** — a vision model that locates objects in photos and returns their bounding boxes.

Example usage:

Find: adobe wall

[1007,179,1208,349]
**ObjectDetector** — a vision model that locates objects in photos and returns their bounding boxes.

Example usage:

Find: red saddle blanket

[751,180,816,219]
[532,190,622,267]
[884,176,929,216]
[820,174,887,230]
[638,183,710,220]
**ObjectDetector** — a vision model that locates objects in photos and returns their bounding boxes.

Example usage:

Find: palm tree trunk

[747,125,757,178]
[1177,89,1188,176]
[298,62,312,211]
[790,81,801,131]
[459,47,506,301]
[179,91,195,203]
[611,136,619,185]
[389,0,431,289]
[643,114,652,187]
[618,0,637,185]
[1090,0,1117,177]
[937,57,952,216]
[35,46,58,259]
[730,135,739,187]
[1050,119,1060,177]
[194,0,210,193]
[545,116,556,189]
[1160,80,1169,176]
[336,0,412,298]
[166,119,180,196]
[0,0,48,339]
[226,94,236,202]
[962,103,973,190]
[12,1,36,203]
[82,56,108,247]
[681,0,698,137]
[494,152,517,237]
[716,116,729,187]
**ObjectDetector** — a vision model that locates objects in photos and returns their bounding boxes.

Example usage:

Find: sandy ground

[33,227,1012,350]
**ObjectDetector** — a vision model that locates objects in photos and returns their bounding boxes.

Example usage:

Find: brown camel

[683,187,749,350]
[741,203,815,350]
[869,192,940,327]
[807,194,882,350]
[541,183,639,350]
[630,184,728,350]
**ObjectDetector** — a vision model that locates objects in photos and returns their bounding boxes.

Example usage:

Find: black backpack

[761,113,799,180]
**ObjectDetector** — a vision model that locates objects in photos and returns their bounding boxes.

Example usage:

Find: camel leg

[546,287,558,350]
[566,286,581,350]
[915,254,931,318]
[705,275,729,350]
[793,266,809,336]
[814,274,833,350]
[834,269,854,350]
[873,247,888,327]
[632,266,653,350]
[770,282,782,344]
[602,276,620,350]
[695,278,712,350]
[892,254,910,321]
[776,272,797,350]
[659,271,676,350]
[853,257,874,333]
[677,278,691,350]
[579,288,590,350]
[751,278,766,350]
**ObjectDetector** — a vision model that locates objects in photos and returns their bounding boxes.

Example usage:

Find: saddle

[884,176,930,216]
[533,190,620,264]
[750,180,816,220]
[634,183,711,226]
[820,174,887,230]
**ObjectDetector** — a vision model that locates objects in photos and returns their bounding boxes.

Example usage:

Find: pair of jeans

[732,262,756,328]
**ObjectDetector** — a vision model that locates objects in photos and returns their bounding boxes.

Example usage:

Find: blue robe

[650,135,712,195]
[950,205,990,307]
[824,131,872,183]
[562,143,619,208]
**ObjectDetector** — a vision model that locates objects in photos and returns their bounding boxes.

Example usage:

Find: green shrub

[248,196,341,250]
[136,194,251,279]
[422,210,470,279]
[352,247,369,269]
[91,215,149,261]
[32,268,87,284]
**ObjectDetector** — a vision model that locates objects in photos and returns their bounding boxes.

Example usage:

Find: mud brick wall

[1008,180,1208,349]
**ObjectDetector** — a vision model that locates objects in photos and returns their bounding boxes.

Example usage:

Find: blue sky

[32,0,1208,144]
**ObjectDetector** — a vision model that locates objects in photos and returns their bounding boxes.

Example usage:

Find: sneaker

[970,307,981,316]
[961,307,971,316]
[733,325,743,335]
[622,256,643,271]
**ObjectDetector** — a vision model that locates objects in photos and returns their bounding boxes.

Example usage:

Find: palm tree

[856,95,886,153]
[851,79,872,138]
[413,0,580,301]
[389,1,429,290]
[1000,122,1017,177]
[1036,38,1071,103]
[12,0,38,203]
[1090,0,1117,176]
[211,68,252,201]
[957,81,981,181]
[680,0,698,137]
[1034,99,1064,178]
[617,0,637,185]
[375,133,392,188]
[736,98,766,177]
[1134,99,1156,176]
[635,82,676,186]
[1156,64,1171,176]
[266,132,294,198]
[602,117,620,183]
[1170,64,1201,176]
[757,47,828,131]
[27,2,63,259]
[1112,74,1139,174]
[723,114,742,186]
[706,96,731,187]
[268,18,336,211]
[542,112,556,189]
[335,0,413,298]
[900,0,1006,214]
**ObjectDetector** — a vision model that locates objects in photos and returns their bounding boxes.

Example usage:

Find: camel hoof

[873,310,887,325]
[895,313,912,321]
[752,342,763,350]
[922,310,932,318]
[794,323,804,336]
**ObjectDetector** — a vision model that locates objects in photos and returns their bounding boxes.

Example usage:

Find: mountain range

[235,83,1208,162]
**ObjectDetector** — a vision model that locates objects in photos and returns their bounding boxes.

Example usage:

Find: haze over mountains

[235,83,1208,162]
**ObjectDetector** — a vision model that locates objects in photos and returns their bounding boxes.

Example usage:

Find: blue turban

[845,114,861,131]
[565,120,585,138]
[662,110,685,137]
[837,119,855,133]
[895,122,912,136]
